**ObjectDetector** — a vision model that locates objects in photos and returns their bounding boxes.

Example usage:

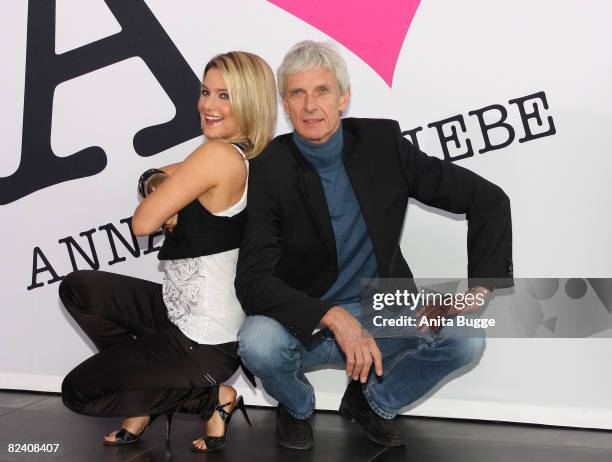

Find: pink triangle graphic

[267,0,421,87]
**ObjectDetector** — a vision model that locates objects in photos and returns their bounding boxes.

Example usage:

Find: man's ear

[282,96,290,114]
[339,87,351,113]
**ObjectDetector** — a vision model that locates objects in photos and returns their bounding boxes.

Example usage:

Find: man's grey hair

[277,40,350,97]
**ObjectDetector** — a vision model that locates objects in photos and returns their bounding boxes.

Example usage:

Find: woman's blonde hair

[204,51,277,158]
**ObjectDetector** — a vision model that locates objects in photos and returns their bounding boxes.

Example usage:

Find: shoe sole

[103,440,140,446]
[276,428,314,450]
[191,444,225,454]
[276,439,314,450]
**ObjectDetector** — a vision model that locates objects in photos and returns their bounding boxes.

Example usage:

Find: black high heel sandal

[103,413,174,446]
[191,396,252,453]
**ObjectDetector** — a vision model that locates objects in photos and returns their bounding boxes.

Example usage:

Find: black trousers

[59,270,240,420]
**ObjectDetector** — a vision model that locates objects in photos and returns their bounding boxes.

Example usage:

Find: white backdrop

[1,0,611,429]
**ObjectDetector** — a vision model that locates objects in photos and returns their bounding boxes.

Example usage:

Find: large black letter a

[0,0,202,205]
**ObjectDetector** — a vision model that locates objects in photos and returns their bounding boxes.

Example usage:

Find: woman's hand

[163,214,178,234]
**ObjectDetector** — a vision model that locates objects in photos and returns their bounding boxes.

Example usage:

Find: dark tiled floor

[0,390,611,461]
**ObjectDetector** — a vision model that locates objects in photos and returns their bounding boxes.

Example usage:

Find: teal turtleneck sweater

[292,124,379,312]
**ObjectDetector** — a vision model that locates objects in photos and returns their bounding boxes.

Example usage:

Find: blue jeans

[238,302,485,419]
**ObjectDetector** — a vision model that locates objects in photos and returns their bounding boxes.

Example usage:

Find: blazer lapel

[288,139,336,254]
[342,126,384,269]
[342,127,377,221]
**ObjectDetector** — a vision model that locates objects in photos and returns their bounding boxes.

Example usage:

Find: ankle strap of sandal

[215,401,232,420]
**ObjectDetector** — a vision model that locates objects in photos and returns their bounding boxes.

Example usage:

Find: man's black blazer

[235,118,513,344]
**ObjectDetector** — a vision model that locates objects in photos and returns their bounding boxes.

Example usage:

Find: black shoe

[339,381,409,447]
[191,396,252,454]
[276,404,314,450]
[103,413,173,446]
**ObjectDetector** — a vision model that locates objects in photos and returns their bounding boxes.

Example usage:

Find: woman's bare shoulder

[186,140,246,184]
[191,140,243,163]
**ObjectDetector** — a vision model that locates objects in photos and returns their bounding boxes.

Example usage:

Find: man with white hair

[235,41,513,449]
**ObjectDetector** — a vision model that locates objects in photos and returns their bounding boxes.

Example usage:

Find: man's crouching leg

[344,334,486,446]
[238,315,315,449]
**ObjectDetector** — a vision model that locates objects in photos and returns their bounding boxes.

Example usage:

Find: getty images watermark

[371,288,493,329]
[357,278,612,339]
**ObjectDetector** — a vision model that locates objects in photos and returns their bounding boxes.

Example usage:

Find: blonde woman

[60,51,277,453]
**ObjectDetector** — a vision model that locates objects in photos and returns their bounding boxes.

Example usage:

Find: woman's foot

[192,385,237,451]
[104,415,150,444]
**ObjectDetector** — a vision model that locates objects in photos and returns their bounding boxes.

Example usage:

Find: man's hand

[320,306,383,383]
[415,303,450,335]
[416,286,492,334]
